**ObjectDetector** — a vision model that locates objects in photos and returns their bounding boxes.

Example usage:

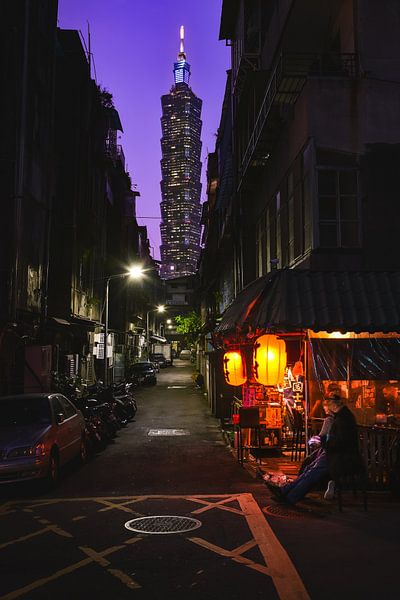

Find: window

[51,397,66,420]
[318,170,359,248]
[59,396,77,419]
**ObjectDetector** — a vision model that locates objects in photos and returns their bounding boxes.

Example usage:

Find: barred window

[318,170,359,248]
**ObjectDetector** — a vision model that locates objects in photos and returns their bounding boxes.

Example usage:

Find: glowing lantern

[253,335,287,386]
[223,351,246,386]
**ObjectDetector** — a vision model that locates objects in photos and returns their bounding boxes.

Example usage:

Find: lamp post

[104,265,144,385]
[146,305,165,360]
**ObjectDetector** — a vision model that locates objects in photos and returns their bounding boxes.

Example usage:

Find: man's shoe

[265,480,286,501]
[324,480,335,500]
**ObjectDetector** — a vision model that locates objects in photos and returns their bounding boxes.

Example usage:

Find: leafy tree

[175,311,202,347]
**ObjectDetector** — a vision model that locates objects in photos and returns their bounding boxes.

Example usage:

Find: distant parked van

[179,349,191,360]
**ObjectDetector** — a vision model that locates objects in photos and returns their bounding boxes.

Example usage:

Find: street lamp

[146,305,165,359]
[104,265,144,385]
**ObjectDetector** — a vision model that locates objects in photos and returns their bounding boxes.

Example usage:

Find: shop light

[223,351,247,386]
[253,334,287,386]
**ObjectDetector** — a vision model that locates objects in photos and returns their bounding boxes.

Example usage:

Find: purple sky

[57,0,229,260]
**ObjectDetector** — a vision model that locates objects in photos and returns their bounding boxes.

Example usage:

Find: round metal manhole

[124,515,202,535]
[263,504,310,520]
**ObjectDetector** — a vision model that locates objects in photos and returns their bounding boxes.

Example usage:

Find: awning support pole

[304,333,310,455]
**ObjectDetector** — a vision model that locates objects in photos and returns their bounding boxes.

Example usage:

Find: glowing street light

[104,265,144,385]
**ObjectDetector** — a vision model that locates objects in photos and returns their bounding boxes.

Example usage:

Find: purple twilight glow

[57,0,229,260]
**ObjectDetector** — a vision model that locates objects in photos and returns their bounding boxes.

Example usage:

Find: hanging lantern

[253,334,287,386]
[223,351,246,386]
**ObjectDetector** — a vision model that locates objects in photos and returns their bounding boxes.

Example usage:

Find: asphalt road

[1,361,400,599]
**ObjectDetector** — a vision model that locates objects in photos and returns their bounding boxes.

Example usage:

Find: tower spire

[173,24,191,85]
[179,25,185,58]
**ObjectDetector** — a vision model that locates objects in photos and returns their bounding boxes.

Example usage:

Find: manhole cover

[263,504,310,519]
[148,429,190,436]
[125,515,202,534]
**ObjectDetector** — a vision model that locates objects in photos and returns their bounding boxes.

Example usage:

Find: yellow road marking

[107,568,141,589]
[189,495,244,516]
[95,499,143,515]
[124,536,144,545]
[45,523,73,538]
[238,493,310,600]
[0,503,15,517]
[0,545,126,600]
[232,539,258,555]
[1,494,310,600]
[79,545,112,567]
[189,537,270,576]
[71,516,86,521]
[0,522,72,550]
[0,526,51,551]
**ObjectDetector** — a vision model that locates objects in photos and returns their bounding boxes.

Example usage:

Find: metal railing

[239,52,359,184]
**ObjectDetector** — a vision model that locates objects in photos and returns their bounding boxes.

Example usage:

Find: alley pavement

[1,362,400,599]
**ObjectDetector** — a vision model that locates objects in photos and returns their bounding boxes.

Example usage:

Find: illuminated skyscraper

[159,26,202,279]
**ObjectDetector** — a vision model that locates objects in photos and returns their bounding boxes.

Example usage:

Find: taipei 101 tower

[159,26,203,279]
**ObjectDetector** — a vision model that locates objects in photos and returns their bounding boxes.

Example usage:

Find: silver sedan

[0,393,87,486]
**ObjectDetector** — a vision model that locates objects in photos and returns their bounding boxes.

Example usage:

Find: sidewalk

[222,431,398,517]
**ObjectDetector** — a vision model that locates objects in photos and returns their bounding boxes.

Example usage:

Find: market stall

[212,269,400,483]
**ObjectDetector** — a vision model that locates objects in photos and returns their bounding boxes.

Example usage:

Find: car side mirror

[56,412,65,424]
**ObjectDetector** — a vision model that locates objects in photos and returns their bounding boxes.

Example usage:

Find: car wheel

[79,436,88,464]
[46,450,59,488]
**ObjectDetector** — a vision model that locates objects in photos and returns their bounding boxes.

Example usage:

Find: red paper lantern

[223,351,246,386]
[253,334,287,386]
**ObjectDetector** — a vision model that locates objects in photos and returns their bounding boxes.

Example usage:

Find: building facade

[0,6,166,393]
[0,0,58,393]
[198,0,400,418]
[159,27,203,279]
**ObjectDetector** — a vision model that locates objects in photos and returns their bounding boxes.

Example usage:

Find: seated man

[265,394,361,505]
[299,399,333,472]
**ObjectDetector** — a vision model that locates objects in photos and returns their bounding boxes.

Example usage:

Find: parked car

[149,353,167,368]
[0,393,87,486]
[128,362,157,386]
[179,349,191,360]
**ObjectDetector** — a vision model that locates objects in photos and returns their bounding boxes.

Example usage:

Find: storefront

[212,269,400,486]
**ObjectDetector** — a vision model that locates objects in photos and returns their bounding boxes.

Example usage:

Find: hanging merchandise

[223,350,247,386]
[253,334,287,386]
[292,360,304,378]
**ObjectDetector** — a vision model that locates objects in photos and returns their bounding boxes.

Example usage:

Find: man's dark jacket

[324,405,364,478]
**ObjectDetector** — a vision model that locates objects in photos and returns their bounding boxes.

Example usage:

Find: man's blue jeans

[281,450,329,504]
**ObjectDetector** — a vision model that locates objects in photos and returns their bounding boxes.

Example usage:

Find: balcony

[238,52,360,187]
[231,35,261,100]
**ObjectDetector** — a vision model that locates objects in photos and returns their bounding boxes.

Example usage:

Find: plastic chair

[333,455,368,512]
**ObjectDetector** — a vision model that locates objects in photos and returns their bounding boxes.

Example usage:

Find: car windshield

[0,397,52,427]
[131,363,153,371]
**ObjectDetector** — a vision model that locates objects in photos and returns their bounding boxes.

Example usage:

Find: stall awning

[215,269,400,336]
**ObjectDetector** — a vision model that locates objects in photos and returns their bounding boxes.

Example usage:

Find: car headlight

[7,442,46,458]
